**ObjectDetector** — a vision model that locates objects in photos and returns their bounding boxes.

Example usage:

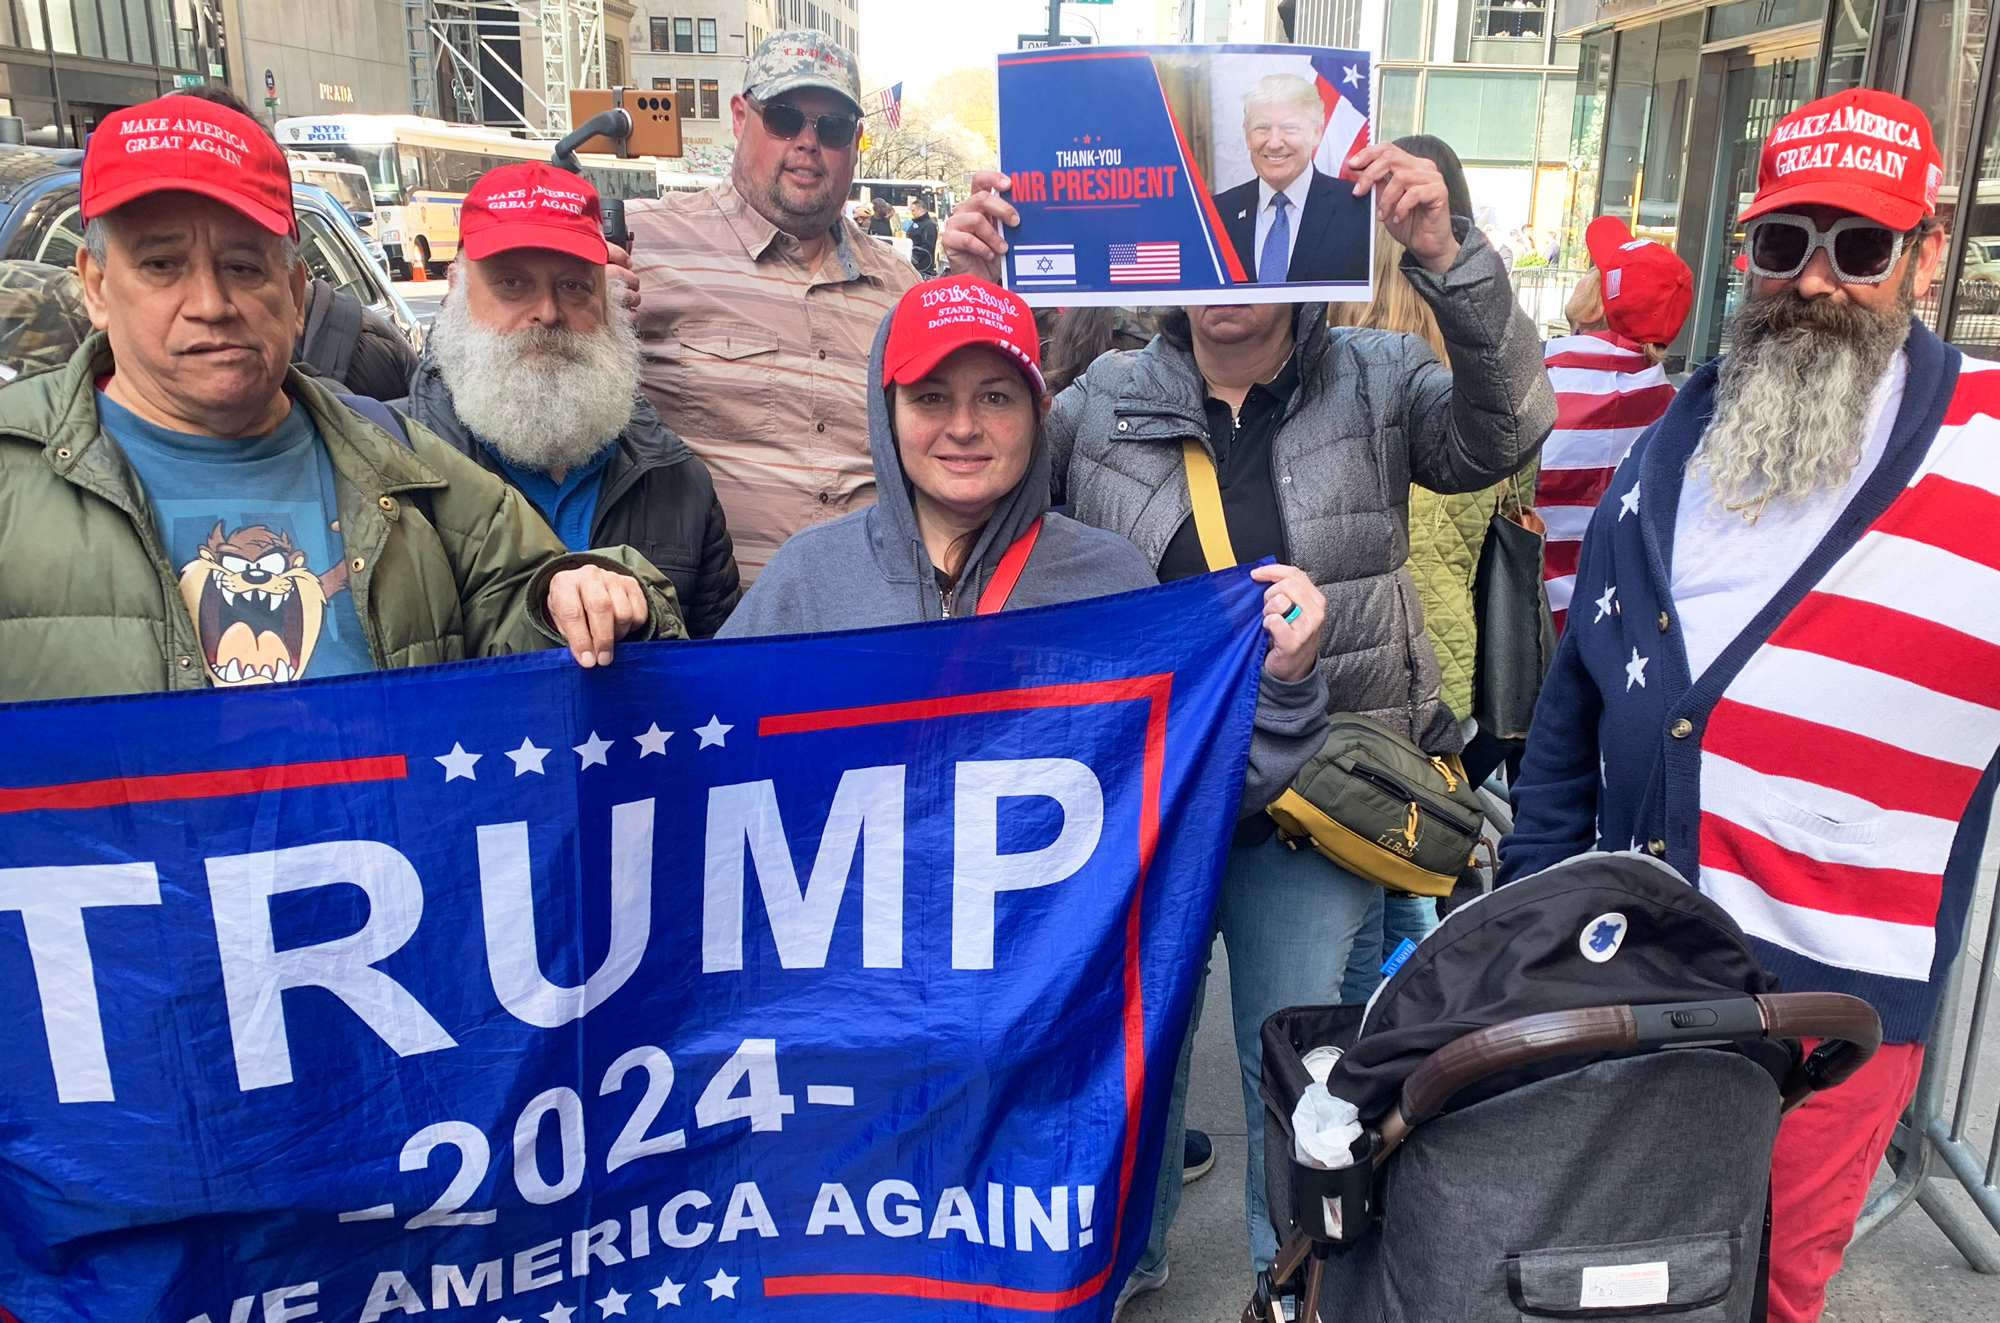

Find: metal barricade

[1851,866,2000,1272]
[1508,265,1587,341]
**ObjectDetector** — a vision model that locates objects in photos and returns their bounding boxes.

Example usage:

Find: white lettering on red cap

[116,113,250,168]
[1769,105,1922,149]
[1774,140,1908,182]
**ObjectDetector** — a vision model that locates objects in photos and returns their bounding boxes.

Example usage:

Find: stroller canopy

[1326,851,1791,1120]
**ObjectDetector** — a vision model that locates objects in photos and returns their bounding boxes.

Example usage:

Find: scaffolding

[400,0,608,136]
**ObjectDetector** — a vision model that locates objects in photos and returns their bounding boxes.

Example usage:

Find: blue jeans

[1339,890,1441,1002]
[1139,834,1378,1273]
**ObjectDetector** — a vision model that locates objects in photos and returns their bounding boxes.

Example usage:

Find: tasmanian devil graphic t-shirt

[98,390,375,687]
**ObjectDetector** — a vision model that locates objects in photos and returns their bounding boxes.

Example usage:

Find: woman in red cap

[1533,216,1692,635]
[720,272,1331,810]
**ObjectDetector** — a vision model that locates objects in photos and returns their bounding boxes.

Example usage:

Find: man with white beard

[1503,89,2000,1322]
[401,162,741,636]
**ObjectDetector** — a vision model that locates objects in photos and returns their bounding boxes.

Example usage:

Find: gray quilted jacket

[1045,226,1555,752]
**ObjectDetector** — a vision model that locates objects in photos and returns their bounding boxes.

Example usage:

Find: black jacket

[1213,168,1371,285]
[907,213,939,275]
[294,278,419,402]
[398,358,742,636]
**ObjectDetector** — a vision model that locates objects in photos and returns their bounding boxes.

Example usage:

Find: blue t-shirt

[486,441,611,553]
[99,391,376,686]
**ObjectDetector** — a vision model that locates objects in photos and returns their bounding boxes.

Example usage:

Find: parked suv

[0,145,423,350]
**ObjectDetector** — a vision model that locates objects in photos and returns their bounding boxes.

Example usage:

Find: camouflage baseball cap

[0,261,92,384]
[743,28,862,115]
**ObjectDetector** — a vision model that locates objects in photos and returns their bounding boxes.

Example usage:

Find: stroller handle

[1388,991,1881,1141]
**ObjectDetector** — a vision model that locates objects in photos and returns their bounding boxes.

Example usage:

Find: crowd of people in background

[0,22,1984,1323]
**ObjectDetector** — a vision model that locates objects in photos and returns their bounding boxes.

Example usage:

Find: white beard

[428,292,643,474]
[1694,283,1912,516]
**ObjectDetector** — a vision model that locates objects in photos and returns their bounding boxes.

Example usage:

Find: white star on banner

[596,1286,630,1316]
[506,737,549,776]
[695,716,734,749]
[435,743,480,781]
[1342,63,1362,86]
[649,1275,685,1306]
[635,723,673,757]
[498,1318,520,1323]
[1594,584,1617,623]
[705,1269,739,1300]
[1625,647,1649,691]
[1619,481,1642,519]
[574,731,612,768]
[542,1304,575,1323]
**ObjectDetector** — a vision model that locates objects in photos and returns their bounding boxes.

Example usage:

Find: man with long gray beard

[1501,89,1999,1322]
[400,162,740,636]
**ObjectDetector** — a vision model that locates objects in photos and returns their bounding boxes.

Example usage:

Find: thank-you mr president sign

[0,571,1265,1322]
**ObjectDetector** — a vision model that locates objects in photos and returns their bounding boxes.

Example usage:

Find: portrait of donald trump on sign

[1212,69,1374,285]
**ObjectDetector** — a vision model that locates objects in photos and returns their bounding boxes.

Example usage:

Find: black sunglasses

[750,96,860,150]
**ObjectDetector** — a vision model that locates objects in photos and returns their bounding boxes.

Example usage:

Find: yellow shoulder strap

[1180,437,1238,571]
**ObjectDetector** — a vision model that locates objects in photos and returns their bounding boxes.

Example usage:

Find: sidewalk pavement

[1121,938,2000,1323]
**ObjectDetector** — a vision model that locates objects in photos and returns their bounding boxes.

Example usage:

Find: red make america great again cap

[459,161,608,264]
[81,95,295,238]
[1741,88,1942,230]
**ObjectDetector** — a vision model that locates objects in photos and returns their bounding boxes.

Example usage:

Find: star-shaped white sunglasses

[1743,212,1914,284]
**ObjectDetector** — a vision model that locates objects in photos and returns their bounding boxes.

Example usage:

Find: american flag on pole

[1108,242,1180,283]
[874,82,903,130]
[1309,55,1371,180]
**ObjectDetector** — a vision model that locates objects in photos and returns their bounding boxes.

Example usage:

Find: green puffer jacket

[1405,465,1537,721]
[0,334,686,703]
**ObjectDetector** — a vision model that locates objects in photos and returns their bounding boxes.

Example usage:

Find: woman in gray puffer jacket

[944,142,1556,1289]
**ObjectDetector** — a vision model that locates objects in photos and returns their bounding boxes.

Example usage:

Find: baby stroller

[1245,851,1881,1323]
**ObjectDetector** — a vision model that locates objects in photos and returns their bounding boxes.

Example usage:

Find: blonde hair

[1328,224,1448,360]
[1565,267,1669,365]
[1242,73,1323,122]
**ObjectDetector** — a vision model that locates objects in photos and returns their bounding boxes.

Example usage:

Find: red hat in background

[1739,88,1942,230]
[882,275,1045,395]
[81,95,294,238]
[1585,215,1693,346]
[459,161,608,264]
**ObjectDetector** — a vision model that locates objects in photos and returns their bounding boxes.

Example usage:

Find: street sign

[172,73,203,88]
[263,68,276,95]
[1017,33,1092,48]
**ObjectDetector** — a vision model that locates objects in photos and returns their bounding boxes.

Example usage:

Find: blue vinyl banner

[996,44,1374,307]
[0,570,1266,1323]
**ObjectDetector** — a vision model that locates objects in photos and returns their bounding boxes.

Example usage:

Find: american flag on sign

[1309,55,1371,180]
[874,82,903,130]
[1108,242,1179,283]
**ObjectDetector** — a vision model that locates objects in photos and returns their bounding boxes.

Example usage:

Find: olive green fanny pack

[1181,441,1486,898]
[1264,716,1487,897]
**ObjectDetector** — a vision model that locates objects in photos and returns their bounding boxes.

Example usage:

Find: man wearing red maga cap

[0,92,684,703]
[1504,87,1990,1319]
[1535,215,1692,632]
[396,161,742,637]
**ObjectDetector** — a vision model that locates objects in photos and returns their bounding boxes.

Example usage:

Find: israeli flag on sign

[1014,243,1078,287]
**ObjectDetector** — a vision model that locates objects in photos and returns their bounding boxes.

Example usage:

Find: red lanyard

[975,516,1044,615]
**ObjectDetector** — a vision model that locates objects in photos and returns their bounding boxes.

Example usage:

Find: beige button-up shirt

[628,181,918,582]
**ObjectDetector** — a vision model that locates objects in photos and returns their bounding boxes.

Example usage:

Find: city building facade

[0,0,229,145]
[628,0,857,164]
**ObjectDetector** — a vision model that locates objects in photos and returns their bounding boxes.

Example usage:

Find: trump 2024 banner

[0,571,1265,1323]
[995,44,1374,306]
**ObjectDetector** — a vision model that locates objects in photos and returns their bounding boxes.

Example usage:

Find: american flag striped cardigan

[1500,321,1999,1042]
[1536,331,1678,633]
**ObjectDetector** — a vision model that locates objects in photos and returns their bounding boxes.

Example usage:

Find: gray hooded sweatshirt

[720,317,1329,812]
